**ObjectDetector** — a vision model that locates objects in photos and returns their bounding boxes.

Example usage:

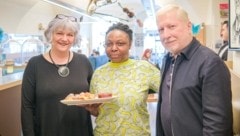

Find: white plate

[60,96,118,106]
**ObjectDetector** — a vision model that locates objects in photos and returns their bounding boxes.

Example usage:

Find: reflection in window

[9,40,21,54]
[1,34,45,65]
[1,39,22,64]
[22,38,45,64]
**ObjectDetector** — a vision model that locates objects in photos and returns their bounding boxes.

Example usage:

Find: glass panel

[143,17,166,68]
[22,38,45,64]
[0,34,45,76]
[1,38,22,64]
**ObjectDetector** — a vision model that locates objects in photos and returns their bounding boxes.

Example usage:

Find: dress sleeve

[86,56,94,85]
[21,59,37,136]
[90,70,99,94]
[148,63,161,92]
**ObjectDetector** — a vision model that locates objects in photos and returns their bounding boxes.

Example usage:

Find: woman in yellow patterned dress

[87,23,160,136]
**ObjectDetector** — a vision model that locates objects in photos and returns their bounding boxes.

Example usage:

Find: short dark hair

[222,20,228,28]
[105,23,133,42]
[95,51,100,55]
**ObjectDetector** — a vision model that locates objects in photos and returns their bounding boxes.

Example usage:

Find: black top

[156,38,233,136]
[21,52,93,136]
[217,41,228,61]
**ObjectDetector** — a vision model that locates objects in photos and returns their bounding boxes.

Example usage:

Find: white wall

[233,52,240,75]
[0,0,91,33]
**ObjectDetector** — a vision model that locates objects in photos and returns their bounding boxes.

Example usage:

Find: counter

[0,72,23,136]
[0,72,23,91]
[230,69,240,134]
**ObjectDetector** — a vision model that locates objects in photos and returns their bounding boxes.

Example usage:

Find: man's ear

[188,21,192,30]
[188,21,193,34]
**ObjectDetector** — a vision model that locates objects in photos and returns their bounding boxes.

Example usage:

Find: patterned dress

[90,59,160,136]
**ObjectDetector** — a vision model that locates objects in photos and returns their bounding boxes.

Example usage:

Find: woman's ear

[129,41,133,49]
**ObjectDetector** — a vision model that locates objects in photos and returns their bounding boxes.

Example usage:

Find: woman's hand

[78,103,102,117]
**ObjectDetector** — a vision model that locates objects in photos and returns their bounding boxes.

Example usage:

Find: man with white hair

[155,4,233,136]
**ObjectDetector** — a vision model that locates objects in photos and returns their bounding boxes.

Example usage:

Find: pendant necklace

[49,50,70,77]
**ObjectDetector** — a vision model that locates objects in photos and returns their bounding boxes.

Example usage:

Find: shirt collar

[108,59,133,68]
[177,37,201,60]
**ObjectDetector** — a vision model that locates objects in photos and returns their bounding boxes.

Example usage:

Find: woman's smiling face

[51,28,75,52]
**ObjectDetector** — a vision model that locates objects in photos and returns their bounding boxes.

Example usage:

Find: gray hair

[156,4,190,23]
[44,16,81,45]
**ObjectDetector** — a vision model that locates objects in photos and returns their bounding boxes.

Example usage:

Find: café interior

[0,0,240,135]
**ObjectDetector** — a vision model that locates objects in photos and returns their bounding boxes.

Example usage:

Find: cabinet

[194,23,206,45]
[0,72,23,136]
[0,85,21,136]
[230,69,240,134]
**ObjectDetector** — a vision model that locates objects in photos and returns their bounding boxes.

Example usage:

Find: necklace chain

[49,50,70,77]
[49,50,70,68]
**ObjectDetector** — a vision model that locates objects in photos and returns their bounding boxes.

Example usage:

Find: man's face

[221,23,229,42]
[156,10,192,55]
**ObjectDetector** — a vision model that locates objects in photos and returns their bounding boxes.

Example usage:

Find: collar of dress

[108,59,133,68]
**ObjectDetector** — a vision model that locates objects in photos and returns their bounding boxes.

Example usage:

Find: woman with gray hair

[21,14,93,136]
